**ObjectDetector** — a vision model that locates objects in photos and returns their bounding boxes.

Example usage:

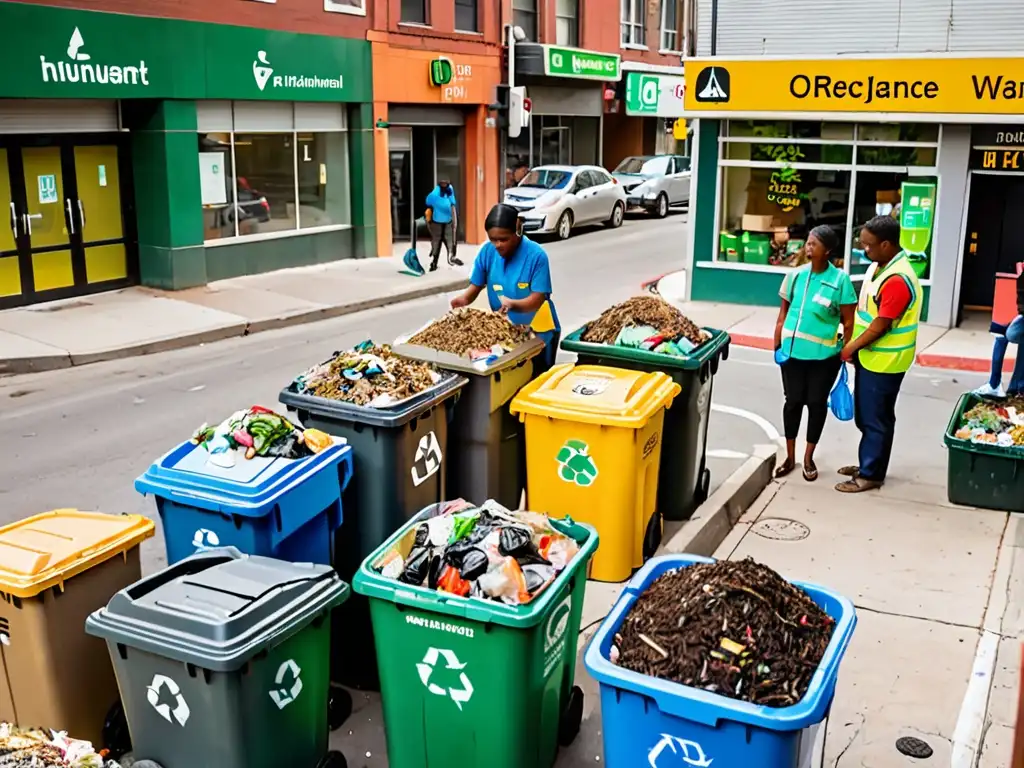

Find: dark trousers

[854,362,906,482]
[533,331,562,377]
[428,221,454,266]
[780,355,843,444]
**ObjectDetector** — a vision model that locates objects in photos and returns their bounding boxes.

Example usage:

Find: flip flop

[835,477,882,493]
[774,460,796,479]
[803,462,818,482]
[837,465,860,477]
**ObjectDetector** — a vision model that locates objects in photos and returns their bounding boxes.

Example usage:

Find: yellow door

[21,147,74,293]
[0,149,21,300]
[74,145,127,284]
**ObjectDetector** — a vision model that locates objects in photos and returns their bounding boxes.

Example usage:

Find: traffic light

[493,84,530,138]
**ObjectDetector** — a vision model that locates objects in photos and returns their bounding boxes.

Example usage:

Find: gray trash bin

[86,548,348,768]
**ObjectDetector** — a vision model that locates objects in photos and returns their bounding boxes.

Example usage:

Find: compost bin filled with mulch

[407,308,533,359]
[611,558,835,708]
[581,296,711,356]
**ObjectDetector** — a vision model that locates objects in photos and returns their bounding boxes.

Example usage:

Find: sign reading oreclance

[683,56,1024,118]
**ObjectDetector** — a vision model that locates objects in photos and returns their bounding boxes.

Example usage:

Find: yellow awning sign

[683,57,1024,116]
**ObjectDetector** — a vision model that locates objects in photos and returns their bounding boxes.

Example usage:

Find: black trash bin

[280,369,466,690]
[560,327,730,521]
[393,335,544,510]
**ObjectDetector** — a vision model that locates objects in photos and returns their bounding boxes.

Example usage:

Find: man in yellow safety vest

[836,215,922,493]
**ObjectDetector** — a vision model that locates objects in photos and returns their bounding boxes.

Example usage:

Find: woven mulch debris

[408,309,533,357]
[613,558,835,708]
[302,343,440,407]
[581,296,711,347]
[0,724,108,767]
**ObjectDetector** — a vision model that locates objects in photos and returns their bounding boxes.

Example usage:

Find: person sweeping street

[836,215,923,493]
[450,204,561,374]
[425,179,463,270]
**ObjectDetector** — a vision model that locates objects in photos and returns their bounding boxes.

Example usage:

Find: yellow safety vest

[854,252,922,374]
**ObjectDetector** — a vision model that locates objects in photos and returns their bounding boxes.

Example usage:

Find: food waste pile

[407,308,533,361]
[581,296,711,357]
[191,406,334,467]
[376,500,580,605]
[293,341,442,407]
[612,559,835,707]
[954,396,1024,447]
[0,724,112,768]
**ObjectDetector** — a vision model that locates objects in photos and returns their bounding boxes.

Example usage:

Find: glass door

[0,149,23,301]
[73,145,128,285]
[389,127,413,242]
[21,146,75,294]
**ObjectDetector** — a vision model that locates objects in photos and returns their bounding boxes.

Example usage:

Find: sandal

[837,465,860,477]
[774,459,796,479]
[835,477,882,493]
[803,460,818,482]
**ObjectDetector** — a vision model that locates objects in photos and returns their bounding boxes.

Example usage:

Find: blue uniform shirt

[426,185,457,224]
[470,236,561,361]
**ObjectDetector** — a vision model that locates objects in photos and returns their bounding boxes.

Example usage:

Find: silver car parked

[502,165,627,240]
[612,155,691,218]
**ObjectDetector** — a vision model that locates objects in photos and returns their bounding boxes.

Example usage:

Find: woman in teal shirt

[773,225,857,481]
[451,204,561,373]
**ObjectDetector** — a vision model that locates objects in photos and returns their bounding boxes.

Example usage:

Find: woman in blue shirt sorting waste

[450,204,561,374]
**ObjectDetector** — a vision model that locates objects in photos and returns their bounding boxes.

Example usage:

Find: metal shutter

[0,99,118,133]
[528,86,602,117]
[294,102,346,131]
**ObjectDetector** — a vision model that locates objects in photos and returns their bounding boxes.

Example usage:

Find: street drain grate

[895,736,933,759]
[751,518,811,541]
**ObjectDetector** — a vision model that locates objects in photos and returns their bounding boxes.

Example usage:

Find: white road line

[707,448,750,460]
[711,403,782,443]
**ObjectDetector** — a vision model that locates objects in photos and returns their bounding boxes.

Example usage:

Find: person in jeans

[974,264,1024,398]
[425,179,463,270]
[773,225,857,482]
[836,216,923,493]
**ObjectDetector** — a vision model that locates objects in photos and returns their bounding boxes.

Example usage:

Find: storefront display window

[297,133,350,230]
[715,120,940,283]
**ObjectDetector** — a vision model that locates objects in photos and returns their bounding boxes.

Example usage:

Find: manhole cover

[751,518,810,541]
[895,736,933,759]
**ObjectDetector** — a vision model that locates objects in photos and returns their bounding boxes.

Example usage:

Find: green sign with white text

[543,46,621,82]
[625,72,686,117]
[0,1,370,101]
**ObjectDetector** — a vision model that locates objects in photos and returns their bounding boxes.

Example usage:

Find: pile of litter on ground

[612,558,835,708]
[408,309,532,357]
[581,296,710,347]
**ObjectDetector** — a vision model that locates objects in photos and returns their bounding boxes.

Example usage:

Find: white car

[503,165,627,240]
[612,155,691,218]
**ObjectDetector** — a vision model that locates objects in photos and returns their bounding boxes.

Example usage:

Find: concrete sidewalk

[0,246,469,375]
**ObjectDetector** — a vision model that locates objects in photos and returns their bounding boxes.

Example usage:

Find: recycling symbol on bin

[648,734,713,768]
[146,674,191,727]
[556,440,599,487]
[416,647,474,711]
[269,659,303,710]
[411,431,443,487]
[192,528,220,551]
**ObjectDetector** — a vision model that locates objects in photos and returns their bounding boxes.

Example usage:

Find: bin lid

[509,364,680,428]
[135,439,352,516]
[0,510,155,598]
[85,547,349,672]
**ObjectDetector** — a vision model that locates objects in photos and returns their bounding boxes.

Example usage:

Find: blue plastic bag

[828,364,854,421]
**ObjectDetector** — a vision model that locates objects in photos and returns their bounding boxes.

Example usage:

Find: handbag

[828,364,854,421]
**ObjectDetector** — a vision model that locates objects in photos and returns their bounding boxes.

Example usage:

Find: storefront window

[716,120,940,282]
[196,102,351,243]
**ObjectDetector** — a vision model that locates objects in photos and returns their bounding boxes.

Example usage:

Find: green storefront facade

[0,2,374,308]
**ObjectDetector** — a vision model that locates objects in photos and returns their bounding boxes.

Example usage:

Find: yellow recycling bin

[510,364,680,582]
[0,509,155,745]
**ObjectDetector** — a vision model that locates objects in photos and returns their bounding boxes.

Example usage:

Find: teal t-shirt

[779,263,857,360]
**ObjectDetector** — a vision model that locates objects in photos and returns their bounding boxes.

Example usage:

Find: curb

[656,443,778,558]
[0,277,468,376]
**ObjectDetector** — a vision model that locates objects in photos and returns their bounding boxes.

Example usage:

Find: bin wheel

[696,467,712,504]
[318,750,348,768]
[642,511,663,560]
[102,700,132,759]
[328,685,353,730]
[558,685,585,747]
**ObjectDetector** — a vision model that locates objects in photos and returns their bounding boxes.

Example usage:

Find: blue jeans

[854,362,906,482]
[989,315,1024,394]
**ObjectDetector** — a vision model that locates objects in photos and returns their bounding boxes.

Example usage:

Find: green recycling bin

[561,326,730,521]
[352,505,599,768]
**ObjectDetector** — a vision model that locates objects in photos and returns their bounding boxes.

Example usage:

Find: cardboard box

[876,190,900,204]
[742,214,775,232]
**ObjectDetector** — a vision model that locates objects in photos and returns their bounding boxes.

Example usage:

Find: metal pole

[710,0,718,55]
[507,24,516,90]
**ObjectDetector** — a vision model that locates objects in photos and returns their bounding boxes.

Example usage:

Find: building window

[621,0,646,47]
[714,120,940,284]
[513,0,537,41]
[455,0,478,32]
[197,102,351,244]
[556,0,579,46]
[401,0,427,24]
[660,0,679,51]
[323,0,366,16]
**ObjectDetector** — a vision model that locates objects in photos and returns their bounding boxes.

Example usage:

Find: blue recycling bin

[136,439,353,566]
[584,554,857,768]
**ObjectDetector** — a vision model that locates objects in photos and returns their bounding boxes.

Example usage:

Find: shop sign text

[625,72,686,118]
[545,46,621,82]
[41,27,149,88]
